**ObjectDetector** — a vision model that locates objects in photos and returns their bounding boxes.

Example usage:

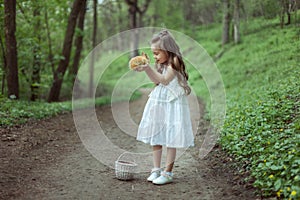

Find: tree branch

[137,0,151,14]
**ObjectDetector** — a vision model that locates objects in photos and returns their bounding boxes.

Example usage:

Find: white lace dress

[136,69,194,148]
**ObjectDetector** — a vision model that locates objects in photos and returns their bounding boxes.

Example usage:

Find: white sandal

[147,168,161,182]
[152,171,173,185]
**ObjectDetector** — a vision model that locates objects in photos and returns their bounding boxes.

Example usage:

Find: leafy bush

[0,97,70,127]
[0,96,112,127]
[221,77,299,198]
[190,16,300,199]
[218,24,299,199]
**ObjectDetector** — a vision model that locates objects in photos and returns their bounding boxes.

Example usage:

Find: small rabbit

[129,52,150,70]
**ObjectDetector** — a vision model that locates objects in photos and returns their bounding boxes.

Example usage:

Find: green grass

[191,17,300,199]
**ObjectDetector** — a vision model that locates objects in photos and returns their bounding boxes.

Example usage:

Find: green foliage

[243,0,281,19]
[0,95,113,127]
[0,49,142,127]
[0,97,71,126]
[10,0,73,100]
[221,78,299,198]
[190,16,300,198]
[1,0,289,100]
[96,0,128,41]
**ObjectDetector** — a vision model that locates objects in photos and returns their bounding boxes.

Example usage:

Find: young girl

[135,30,194,185]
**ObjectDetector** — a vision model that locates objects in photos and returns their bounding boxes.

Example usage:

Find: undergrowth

[193,16,300,199]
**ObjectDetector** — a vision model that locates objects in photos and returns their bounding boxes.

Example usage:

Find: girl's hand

[134,64,150,72]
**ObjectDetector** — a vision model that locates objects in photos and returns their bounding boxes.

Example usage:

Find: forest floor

[0,90,262,200]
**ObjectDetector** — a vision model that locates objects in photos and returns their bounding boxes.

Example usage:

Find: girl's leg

[152,147,176,184]
[153,145,162,168]
[147,145,163,181]
[165,147,176,172]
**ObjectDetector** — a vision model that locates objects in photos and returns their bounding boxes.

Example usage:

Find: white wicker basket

[115,152,137,181]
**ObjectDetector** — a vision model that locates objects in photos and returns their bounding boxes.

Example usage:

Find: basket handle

[117,151,136,163]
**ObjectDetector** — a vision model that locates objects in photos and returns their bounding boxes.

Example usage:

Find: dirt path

[0,90,260,200]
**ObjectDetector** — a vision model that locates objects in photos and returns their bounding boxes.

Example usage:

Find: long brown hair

[151,30,191,95]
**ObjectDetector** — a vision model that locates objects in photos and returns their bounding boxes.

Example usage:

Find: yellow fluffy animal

[129,52,149,70]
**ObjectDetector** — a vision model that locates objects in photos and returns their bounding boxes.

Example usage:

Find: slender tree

[4,0,18,99]
[286,0,294,25]
[31,3,41,101]
[137,0,151,27]
[222,0,231,46]
[44,5,55,75]
[71,0,87,83]
[126,0,138,58]
[233,0,241,44]
[0,35,6,95]
[89,0,97,98]
[280,0,297,28]
[48,0,85,102]
[125,0,151,58]
[117,1,124,51]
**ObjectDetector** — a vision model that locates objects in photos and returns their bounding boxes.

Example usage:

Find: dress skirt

[136,84,194,148]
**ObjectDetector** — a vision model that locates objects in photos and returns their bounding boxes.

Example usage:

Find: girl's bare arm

[137,65,175,85]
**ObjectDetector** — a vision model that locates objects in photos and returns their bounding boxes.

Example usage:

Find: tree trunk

[4,0,19,99]
[31,7,41,101]
[126,0,139,58]
[280,0,285,28]
[89,0,97,98]
[71,0,86,83]
[48,0,85,102]
[222,0,231,46]
[137,0,151,25]
[286,0,294,25]
[280,0,290,28]
[44,6,55,75]
[233,0,241,44]
[287,11,291,25]
[117,1,124,51]
[290,0,297,25]
[258,1,265,17]
[126,0,151,58]
[0,35,7,95]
